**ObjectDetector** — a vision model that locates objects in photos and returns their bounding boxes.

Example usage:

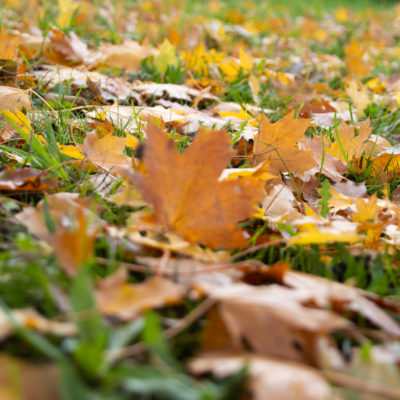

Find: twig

[229,239,286,262]
[324,370,400,400]
[158,249,171,274]
[106,297,217,363]
[95,257,158,274]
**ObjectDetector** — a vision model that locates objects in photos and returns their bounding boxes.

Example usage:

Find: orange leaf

[135,122,265,249]
[252,111,316,177]
[96,271,185,320]
[83,130,130,172]
[0,25,20,60]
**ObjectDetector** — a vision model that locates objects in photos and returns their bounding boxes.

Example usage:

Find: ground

[1,0,400,399]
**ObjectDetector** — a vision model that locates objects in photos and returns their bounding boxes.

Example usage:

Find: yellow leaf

[334,6,350,22]
[249,75,260,105]
[1,109,31,134]
[218,59,240,82]
[154,39,178,75]
[289,230,360,245]
[346,80,372,115]
[344,39,372,78]
[0,25,20,60]
[56,0,79,28]
[126,134,139,148]
[58,144,84,160]
[239,47,253,72]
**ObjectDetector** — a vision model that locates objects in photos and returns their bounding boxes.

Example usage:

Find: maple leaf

[153,39,178,75]
[83,130,130,172]
[47,28,90,64]
[92,40,155,72]
[135,122,265,249]
[325,119,374,163]
[344,38,372,78]
[346,80,372,116]
[96,269,185,320]
[352,195,383,246]
[0,25,20,60]
[252,111,317,177]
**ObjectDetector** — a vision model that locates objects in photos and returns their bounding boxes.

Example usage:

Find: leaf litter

[2,1,400,399]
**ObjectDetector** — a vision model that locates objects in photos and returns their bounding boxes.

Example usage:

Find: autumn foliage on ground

[2,0,400,399]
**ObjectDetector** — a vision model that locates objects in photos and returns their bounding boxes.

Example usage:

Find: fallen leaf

[331,180,366,198]
[83,130,130,172]
[344,39,372,78]
[96,269,186,320]
[35,65,137,103]
[0,308,76,341]
[282,271,400,337]
[15,193,103,275]
[289,229,360,246]
[0,26,20,60]
[199,279,349,364]
[252,112,317,177]
[302,137,347,182]
[153,39,178,75]
[91,40,154,72]
[0,167,57,192]
[0,354,60,400]
[325,119,376,163]
[0,86,31,111]
[48,28,90,64]
[345,81,373,116]
[135,122,265,249]
[189,353,333,400]
[133,82,218,105]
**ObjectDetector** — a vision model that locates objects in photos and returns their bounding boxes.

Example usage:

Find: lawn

[1,0,400,399]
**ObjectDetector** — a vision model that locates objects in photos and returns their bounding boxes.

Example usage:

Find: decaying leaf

[0,167,57,192]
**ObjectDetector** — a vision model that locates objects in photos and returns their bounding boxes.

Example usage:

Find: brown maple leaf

[135,122,265,249]
[252,111,317,177]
